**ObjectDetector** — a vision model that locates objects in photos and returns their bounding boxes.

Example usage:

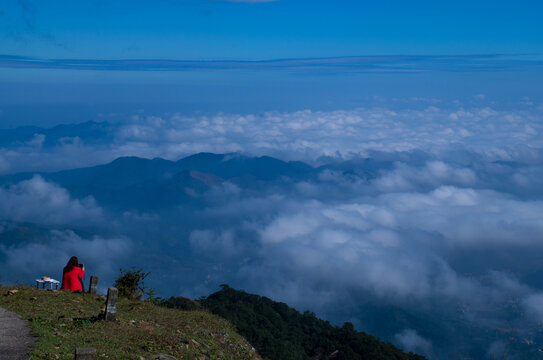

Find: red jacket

[61,266,84,291]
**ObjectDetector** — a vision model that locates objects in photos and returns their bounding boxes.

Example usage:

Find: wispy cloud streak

[0,54,541,73]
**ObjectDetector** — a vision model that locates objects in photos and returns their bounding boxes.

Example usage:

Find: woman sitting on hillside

[61,256,85,292]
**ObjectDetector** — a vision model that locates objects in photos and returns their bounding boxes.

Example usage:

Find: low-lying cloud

[182,148,543,357]
[0,101,542,357]
[0,103,541,174]
[190,173,543,307]
[395,329,433,357]
[0,175,102,226]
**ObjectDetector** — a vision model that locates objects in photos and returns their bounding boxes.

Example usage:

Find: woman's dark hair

[64,256,79,273]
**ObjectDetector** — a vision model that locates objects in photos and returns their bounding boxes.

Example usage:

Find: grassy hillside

[0,286,260,360]
[162,285,426,360]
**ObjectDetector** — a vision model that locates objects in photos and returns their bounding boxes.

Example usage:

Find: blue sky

[1,0,542,127]
[1,0,543,59]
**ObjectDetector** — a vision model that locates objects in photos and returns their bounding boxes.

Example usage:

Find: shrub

[114,268,155,300]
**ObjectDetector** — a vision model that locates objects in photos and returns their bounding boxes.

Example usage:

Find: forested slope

[162,285,426,360]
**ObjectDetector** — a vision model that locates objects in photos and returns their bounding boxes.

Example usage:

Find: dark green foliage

[114,268,155,300]
[162,285,426,360]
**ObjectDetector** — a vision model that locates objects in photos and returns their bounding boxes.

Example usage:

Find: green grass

[0,286,260,360]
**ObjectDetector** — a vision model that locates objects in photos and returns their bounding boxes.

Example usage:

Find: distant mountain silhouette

[177,152,314,181]
[0,153,326,210]
[0,152,395,211]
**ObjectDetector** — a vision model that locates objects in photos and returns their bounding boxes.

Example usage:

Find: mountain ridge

[162,285,427,360]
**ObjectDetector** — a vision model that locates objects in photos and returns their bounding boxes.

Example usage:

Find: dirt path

[0,306,36,360]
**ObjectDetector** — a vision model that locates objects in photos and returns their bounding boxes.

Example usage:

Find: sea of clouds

[0,100,542,358]
[0,101,542,174]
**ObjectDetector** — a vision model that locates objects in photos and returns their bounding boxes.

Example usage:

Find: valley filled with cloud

[2,0,542,358]
[1,100,542,358]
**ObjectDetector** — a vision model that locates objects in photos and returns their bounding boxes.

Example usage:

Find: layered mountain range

[1,149,542,359]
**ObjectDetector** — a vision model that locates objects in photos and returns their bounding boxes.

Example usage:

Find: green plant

[114,267,155,300]
[0,286,260,359]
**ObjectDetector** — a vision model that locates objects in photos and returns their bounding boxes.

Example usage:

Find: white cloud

[377,186,543,247]
[0,175,102,226]
[395,329,433,356]
[1,104,542,174]
[190,229,240,258]
[0,154,10,173]
[178,153,543,355]
[0,102,542,357]
[523,293,543,323]
[374,161,478,192]
[26,133,45,147]
[238,196,489,302]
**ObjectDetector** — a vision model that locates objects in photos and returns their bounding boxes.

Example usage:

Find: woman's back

[61,266,84,291]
